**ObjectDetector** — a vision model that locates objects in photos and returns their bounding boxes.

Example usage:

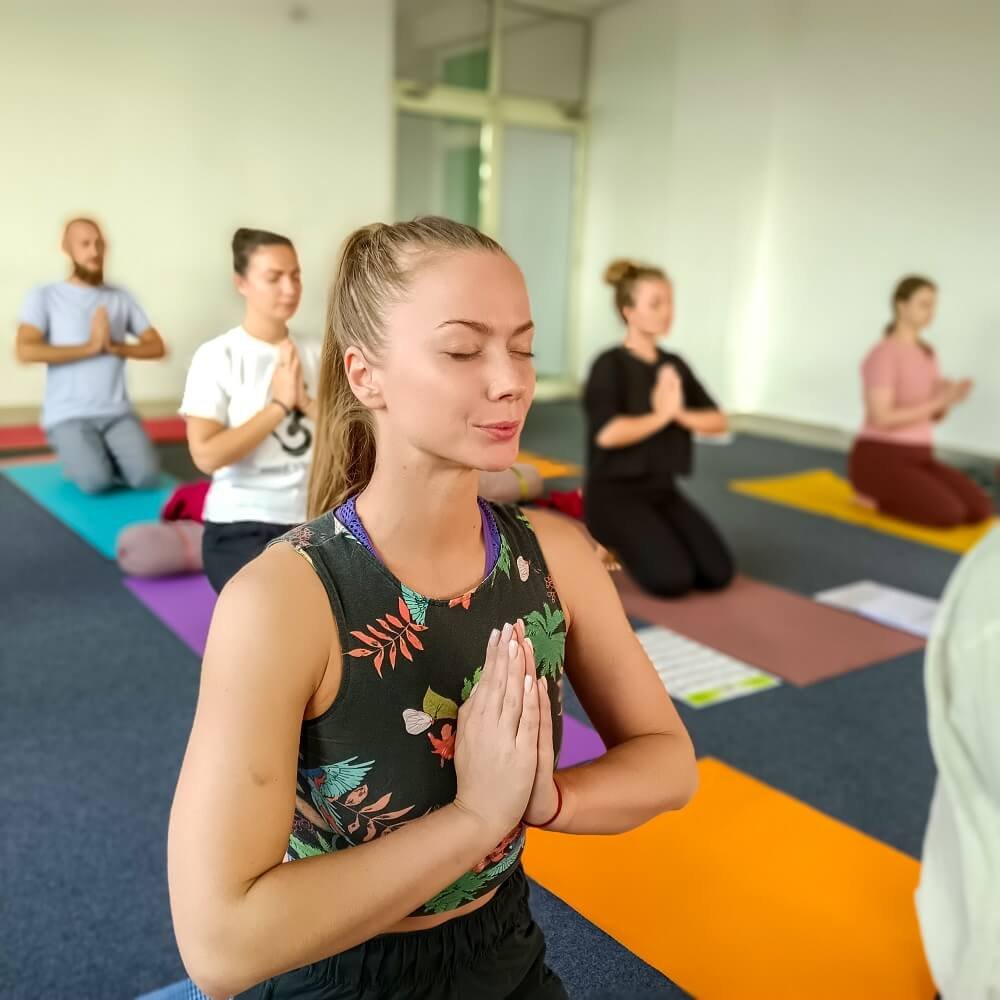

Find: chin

[475,444,521,473]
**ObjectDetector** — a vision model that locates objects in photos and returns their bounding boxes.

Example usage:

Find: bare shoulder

[521,506,593,561]
[205,541,337,695]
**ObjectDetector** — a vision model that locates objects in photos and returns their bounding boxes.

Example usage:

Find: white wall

[583,0,1000,456]
[0,0,392,413]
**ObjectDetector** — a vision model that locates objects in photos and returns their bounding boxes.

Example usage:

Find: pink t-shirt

[859,338,941,447]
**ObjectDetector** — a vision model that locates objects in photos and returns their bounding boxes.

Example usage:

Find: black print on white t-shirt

[272,410,312,457]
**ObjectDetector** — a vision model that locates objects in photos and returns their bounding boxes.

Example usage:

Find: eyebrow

[436,319,534,335]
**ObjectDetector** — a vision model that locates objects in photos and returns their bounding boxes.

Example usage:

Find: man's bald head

[62,217,105,285]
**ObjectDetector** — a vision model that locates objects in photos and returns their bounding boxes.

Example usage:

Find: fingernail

[525,637,533,652]
[509,639,518,657]
[489,628,500,646]
[524,674,533,692]
[501,623,513,640]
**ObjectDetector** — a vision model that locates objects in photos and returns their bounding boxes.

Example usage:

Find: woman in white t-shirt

[182,228,322,592]
[183,228,546,593]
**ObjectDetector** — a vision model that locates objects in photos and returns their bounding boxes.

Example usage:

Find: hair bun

[604,259,637,287]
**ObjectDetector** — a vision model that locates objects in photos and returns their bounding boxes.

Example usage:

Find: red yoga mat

[0,415,187,452]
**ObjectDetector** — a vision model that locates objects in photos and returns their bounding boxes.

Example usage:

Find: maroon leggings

[849,438,993,529]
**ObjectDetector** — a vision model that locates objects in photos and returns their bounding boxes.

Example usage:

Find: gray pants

[47,413,160,494]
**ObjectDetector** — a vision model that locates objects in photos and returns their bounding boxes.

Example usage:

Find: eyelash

[446,351,535,361]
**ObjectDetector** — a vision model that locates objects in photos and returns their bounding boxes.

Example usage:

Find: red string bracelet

[525,778,563,829]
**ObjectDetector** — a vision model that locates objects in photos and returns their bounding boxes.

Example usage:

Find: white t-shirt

[180,326,321,526]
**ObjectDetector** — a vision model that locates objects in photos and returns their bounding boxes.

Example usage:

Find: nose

[485,351,531,404]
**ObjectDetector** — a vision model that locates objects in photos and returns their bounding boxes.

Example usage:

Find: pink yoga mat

[124,573,217,656]
[615,573,925,686]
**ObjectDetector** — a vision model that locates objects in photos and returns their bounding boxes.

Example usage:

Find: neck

[890,321,920,344]
[355,443,484,590]
[242,310,288,344]
[68,270,103,288]
[623,327,658,360]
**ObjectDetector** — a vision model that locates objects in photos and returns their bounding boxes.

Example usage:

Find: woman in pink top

[849,276,992,528]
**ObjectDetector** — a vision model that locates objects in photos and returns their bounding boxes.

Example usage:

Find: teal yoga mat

[2,460,176,559]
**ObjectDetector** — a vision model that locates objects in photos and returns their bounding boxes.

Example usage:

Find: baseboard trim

[729,412,1000,466]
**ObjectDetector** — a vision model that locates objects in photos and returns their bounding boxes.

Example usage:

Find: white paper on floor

[695,431,734,446]
[813,580,939,639]
[635,625,780,708]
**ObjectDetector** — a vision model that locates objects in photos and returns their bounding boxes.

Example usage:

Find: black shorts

[201,520,293,593]
[235,868,566,1000]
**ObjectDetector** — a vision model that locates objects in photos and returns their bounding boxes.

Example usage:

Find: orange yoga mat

[615,573,925,686]
[525,758,935,1000]
[516,451,581,479]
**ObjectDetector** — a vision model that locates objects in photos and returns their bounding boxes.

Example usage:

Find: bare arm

[15,323,99,365]
[108,326,166,360]
[186,409,288,476]
[525,509,698,833]
[865,384,952,430]
[676,408,728,435]
[168,547,529,998]
[594,411,672,449]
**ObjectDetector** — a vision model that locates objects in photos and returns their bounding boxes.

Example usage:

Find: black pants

[202,520,294,593]
[235,868,566,1000]
[585,479,734,598]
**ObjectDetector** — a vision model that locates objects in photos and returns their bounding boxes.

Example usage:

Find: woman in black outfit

[583,259,734,598]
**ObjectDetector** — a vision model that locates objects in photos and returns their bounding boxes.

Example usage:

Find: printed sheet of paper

[814,580,938,639]
[636,625,780,708]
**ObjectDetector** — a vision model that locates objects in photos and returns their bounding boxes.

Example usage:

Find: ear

[233,272,246,297]
[344,345,385,411]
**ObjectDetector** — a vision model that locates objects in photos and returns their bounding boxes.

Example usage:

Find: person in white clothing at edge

[916,524,1000,1000]
[183,228,545,594]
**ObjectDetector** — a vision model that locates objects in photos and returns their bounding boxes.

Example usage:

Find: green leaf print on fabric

[305,757,374,800]
[288,833,331,859]
[423,687,458,721]
[494,533,512,581]
[422,829,526,914]
[401,584,430,626]
[525,604,567,679]
[423,870,490,914]
[461,666,483,702]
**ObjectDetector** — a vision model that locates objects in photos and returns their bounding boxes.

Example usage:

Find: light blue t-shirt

[18,281,151,429]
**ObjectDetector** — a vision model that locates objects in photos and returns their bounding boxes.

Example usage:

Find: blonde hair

[308,216,506,518]
[604,258,669,320]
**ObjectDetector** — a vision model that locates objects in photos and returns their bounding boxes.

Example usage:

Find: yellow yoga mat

[516,451,581,479]
[731,468,996,554]
[524,758,935,1000]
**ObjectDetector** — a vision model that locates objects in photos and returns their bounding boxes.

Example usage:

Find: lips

[476,421,521,442]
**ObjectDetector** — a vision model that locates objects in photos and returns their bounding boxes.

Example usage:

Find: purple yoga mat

[124,573,217,656]
[560,713,606,767]
[123,574,613,770]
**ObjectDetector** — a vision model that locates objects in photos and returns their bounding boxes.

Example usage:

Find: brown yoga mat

[615,573,925,686]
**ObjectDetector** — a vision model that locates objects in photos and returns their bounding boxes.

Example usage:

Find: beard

[72,262,104,286]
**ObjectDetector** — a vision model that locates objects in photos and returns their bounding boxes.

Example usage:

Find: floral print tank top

[272,502,566,916]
